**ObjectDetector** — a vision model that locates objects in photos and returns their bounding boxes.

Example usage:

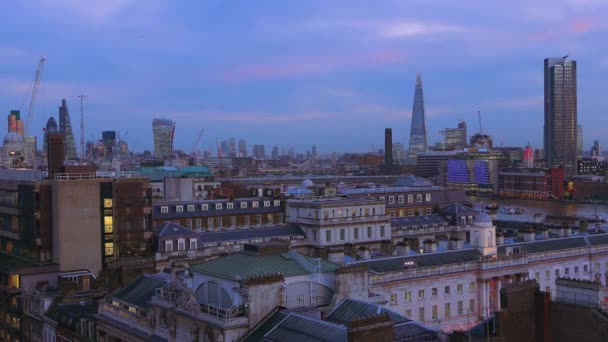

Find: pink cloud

[529,17,598,41]
[220,51,406,84]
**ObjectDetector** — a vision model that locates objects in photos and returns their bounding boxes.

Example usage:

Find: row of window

[534,263,605,282]
[386,194,432,205]
[391,282,476,304]
[394,223,449,231]
[160,200,281,213]
[403,299,476,322]
[323,226,386,243]
[165,238,198,252]
[389,208,433,217]
[158,213,283,230]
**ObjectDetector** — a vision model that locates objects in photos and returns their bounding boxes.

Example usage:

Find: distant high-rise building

[392,143,406,164]
[152,118,175,158]
[43,116,58,153]
[7,110,24,136]
[408,73,428,162]
[47,132,65,179]
[102,131,117,155]
[577,124,583,160]
[524,144,534,168]
[238,139,247,157]
[252,144,265,159]
[59,99,78,160]
[544,57,577,177]
[470,133,493,149]
[288,146,294,159]
[228,138,236,157]
[271,146,279,160]
[311,145,318,164]
[220,140,229,157]
[444,121,467,150]
[592,140,601,157]
[384,128,393,166]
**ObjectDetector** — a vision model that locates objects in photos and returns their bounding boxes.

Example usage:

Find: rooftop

[190,248,338,281]
[326,297,410,325]
[112,273,170,310]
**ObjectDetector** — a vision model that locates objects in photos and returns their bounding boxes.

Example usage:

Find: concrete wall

[550,302,608,342]
[52,180,102,275]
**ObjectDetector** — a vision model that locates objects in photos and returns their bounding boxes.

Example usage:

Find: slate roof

[112,274,169,309]
[326,297,410,325]
[46,300,98,332]
[587,234,608,246]
[391,214,448,227]
[152,198,281,220]
[199,224,304,243]
[190,250,338,281]
[393,321,439,340]
[361,249,483,274]
[242,310,290,342]
[153,222,198,238]
[497,236,589,255]
[264,313,347,342]
[439,203,479,217]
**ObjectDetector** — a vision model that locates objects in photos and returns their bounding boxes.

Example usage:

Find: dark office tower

[577,124,583,160]
[408,73,428,162]
[47,132,65,179]
[228,138,236,157]
[59,99,77,159]
[152,118,175,158]
[238,139,247,157]
[102,131,117,155]
[444,121,467,150]
[544,57,577,177]
[271,146,279,160]
[43,117,58,153]
[384,128,393,166]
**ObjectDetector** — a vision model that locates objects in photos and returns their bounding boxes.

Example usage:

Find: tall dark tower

[544,57,577,177]
[43,117,58,153]
[59,99,77,160]
[408,73,428,162]
[384,128,393,166]
[47,132,65,179]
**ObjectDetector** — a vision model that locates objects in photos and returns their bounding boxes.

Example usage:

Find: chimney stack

[384,128,393,166]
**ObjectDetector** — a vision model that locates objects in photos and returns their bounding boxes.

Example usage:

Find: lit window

[201,204,209,211]
[407,195,413,203]
[103,199,113,208]
[105,242,114,256]
[227,203,234,209]
[267,214,273,224]
[425,194,431,202]
[160,206,168,213]
[176,205,183,212]
[215,203,222,210]
[104,216,113,233]
[187,205,195,212]
[241,202,248,208]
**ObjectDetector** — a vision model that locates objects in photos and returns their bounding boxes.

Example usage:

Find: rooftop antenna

[477,110,483,135]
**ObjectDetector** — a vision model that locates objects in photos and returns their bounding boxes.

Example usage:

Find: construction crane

[191,129,205,154]
[24,57,46,137]
[78,93,85,159]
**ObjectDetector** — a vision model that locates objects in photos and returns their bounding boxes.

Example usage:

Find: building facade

[58,99,77,160]
[152,118,175,158]
[544,57,577,177]
[408,73,428,162]
[444,121,467,151]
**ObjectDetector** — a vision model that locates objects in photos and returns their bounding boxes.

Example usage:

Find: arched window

[196,281,233,309]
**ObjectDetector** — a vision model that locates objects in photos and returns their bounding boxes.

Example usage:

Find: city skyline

[1,1,608,153]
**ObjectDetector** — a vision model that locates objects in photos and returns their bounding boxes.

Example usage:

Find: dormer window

[176,205,183,212]
[215,203,223,210]
[227,203,234,209]
[201,204,209,211]
[241,202,248,208]
[160,206,168,213]
[252,202,259,208]
[187,205,195,212]
[264,201,270,207]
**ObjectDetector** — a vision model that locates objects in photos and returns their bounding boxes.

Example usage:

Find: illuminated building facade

[152,118,175,158]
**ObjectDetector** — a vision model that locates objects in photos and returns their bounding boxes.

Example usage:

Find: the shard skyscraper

[59,99,78,160]
[408,73,428,162]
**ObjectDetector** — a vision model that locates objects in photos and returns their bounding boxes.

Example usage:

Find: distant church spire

[408,73,428,162]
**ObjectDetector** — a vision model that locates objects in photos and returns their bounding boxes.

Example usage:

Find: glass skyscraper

[59,99,78,160]
[408,73,428,162]
[152,118,175,158]
[544,57,577,177]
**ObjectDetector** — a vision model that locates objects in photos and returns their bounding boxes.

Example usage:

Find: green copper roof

[190,250,338,281]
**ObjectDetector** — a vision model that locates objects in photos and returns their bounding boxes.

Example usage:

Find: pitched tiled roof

[199,224,304,243]
[391,214,448,227]
[326,297,410,325]
[361,248,482,274]
[113,274,169,309]
[190,250,338,281]
[153,222,198,238]
[242,310,290,342]
[439,203,479,216]
[264,312,347,342]
[497,236,589,255]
